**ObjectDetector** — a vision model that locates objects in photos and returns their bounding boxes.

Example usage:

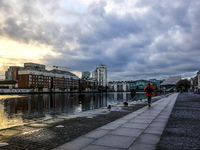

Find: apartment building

[92,64,107,87]
[6,63,79,91]
[49,69,79,90]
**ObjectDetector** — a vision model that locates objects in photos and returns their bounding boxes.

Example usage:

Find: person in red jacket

[144,83,154,107]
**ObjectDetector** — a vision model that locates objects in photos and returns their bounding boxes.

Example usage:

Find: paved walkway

[53,93,179,150]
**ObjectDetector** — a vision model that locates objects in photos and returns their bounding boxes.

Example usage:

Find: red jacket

[144,85,154,96]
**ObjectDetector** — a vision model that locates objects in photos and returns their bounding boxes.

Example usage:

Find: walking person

[144,83,154,107]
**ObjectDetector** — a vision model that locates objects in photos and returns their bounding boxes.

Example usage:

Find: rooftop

[160,75,181,85]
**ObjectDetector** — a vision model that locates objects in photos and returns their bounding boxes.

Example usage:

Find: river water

[0,92,148,130]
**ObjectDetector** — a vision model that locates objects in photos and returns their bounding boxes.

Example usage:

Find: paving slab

[53,137,95,150]
[92,134,137,149]
[120,114,137,120]
[82,145,125,150]
[121,122,149,129]
[109,127,143,137]
[98,123,121,130]
[129,118,153,124]
[111,119,129,125]
[144,126,165,135]
[84,129,111,138]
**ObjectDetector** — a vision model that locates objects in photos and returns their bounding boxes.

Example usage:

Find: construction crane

[53,65,70,70]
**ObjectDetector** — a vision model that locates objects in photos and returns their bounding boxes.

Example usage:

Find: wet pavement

[53,93,179,150]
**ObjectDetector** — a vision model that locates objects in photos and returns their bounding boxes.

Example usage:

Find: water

[0,92,147,130]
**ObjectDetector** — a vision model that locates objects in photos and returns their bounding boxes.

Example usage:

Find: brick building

[6,63,79,91]
[193,75,198,90]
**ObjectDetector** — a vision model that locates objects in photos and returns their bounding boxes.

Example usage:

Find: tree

[176,79,191,92]
[38,85,43,91]
[70,86,73,91]
[78,85,86,92]
[30,84,36,92]
[98,86,106,92]
[74,86,78,91]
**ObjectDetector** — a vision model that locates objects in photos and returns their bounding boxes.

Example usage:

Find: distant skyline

[0,0,200,81]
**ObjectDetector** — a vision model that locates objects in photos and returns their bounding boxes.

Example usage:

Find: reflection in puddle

[0,92,148,130]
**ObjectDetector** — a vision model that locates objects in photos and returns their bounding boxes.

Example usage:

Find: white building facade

[108,81,129,92]
[92,64,107,87]
[197,70,200,90]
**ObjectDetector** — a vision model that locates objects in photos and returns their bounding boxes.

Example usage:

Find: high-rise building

[92,64,107,87]
[82,71,91,79]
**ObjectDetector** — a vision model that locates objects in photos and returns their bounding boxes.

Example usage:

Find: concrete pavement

[53,93,179,150]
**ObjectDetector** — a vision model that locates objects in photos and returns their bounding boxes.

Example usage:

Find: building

[129,80,157,91]
[47,69,79,91]
[5,62,79,91]
[0,80,18,89]
[24,62,45,70]
[193,70,200,93]
[149,79,164,90]
[92,64,107,87]
[193,75,198,90]
[189,77,194,92]
[197,70,200,91]
[82,71,91,79]
[5,66,22,80]
[79,78,98,91]
[108,80,157,92]
[160,75,181,91]
[108,81,129,92]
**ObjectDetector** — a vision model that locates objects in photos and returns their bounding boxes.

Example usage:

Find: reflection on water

[0,92,147,130]
[0,95,26,130]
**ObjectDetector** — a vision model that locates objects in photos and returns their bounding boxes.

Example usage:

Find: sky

[0,0,200,81]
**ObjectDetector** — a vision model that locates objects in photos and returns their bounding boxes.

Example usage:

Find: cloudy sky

[0,0,200,81]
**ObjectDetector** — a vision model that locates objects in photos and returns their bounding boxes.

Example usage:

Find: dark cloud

[1,0,200,81]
